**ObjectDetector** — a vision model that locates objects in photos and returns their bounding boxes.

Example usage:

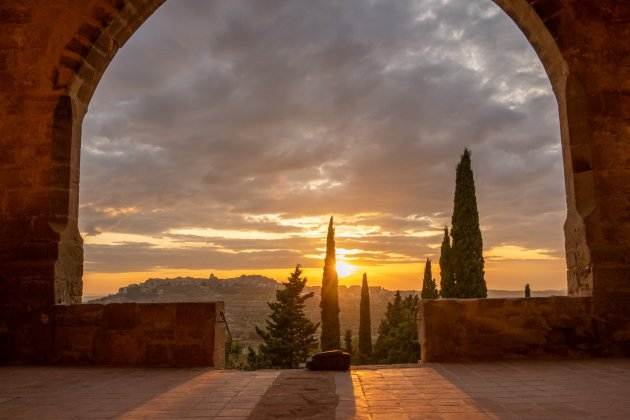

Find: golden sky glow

[82,215,566,296]
[83,258,567,297]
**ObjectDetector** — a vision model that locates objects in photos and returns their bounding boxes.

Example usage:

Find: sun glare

[336,261,358,278]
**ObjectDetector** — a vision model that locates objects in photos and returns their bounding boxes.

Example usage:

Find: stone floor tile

[2,360,630,419]
[217,407,251,416]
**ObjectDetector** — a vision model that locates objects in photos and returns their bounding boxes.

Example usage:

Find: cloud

[80,0,566,283]
[485,245,561,261]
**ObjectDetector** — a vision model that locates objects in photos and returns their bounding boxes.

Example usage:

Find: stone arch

[50,0,166,304]
[5,0,629,363]
[49,0,588,303]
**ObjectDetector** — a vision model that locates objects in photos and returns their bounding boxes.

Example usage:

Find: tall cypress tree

[320,216,340,350]
[421,258,439,299]
[439,227,456,298]
[255,265,319,368]
[450,149,486,298]
[358,273,372,358]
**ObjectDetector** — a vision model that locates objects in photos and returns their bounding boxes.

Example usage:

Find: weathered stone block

[419,297,597,362]
[52,302,223,367]
[145,343,170,365]
[172,344,212,367]
[137,303,176,329]
[104,303,137,330]
[176,303,215,327]
[95,331,140,365]
[55,304,103,326]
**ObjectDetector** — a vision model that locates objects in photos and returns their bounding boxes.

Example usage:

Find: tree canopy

[373,292,420,364]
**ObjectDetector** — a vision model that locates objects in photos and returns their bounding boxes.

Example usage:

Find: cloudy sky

[80,0,567,296]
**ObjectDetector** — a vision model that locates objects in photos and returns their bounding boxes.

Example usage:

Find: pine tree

[344,329,353,356]
[421,258,439,299]
[439,227,456,298]
[373,292,420,364]
[255,265,319,368]
[320,216,341,350]
[450,149,486,298]
[525,283,531,298]
[358,273,373,359]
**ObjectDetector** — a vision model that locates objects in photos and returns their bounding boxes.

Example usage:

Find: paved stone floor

[1,360,629,419]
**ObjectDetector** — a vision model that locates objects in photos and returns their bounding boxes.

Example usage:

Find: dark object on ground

[306,350,351,371]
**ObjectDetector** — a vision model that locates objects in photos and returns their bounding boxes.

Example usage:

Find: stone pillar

[50,96,84,306]
[561,74,595,297]
[0,92,68,361]
[558,2,630,348]
[0,3,87,361]
[0,0,168,362]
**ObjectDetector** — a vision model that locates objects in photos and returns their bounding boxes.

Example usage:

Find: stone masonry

[54,302,225,367]
[420,297,630,362]
[0,0,629,364]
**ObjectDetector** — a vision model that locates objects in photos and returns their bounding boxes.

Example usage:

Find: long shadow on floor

[247,370,340,419]
[0,366,242,418]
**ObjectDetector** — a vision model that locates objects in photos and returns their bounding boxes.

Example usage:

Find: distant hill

[90,275,566,348]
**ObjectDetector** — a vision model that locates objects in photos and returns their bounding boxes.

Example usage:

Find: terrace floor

[1,360,629,419]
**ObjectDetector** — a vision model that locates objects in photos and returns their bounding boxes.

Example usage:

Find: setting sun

[336,261,358,278]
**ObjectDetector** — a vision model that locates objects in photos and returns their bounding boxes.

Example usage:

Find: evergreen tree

[358,273,373,359]
[245,346,261,371]
[320,216,341,350]
[525,283,531,298]
[439,227,456,298]
[255,265,319,368]
[344,329,353,356]
[450,149,486,298]
[373,292,420,364]
[421,258,439,299]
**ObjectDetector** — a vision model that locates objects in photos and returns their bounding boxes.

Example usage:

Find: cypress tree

[421,258,439,299]
[344,329,353,356]
[439,227,456,298]
[255,265,319,368]
[358,273,373,358]
[525,284,531,298]
[320,216,341,350]
[450,149,486,298]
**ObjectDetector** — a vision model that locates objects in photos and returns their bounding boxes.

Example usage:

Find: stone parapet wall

[54,302,225,367]
[419,297,630,362]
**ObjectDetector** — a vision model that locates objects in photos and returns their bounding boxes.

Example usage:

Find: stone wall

[419,297,630,362]
[54,302,225,367]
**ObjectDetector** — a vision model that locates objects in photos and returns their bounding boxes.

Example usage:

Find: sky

[80,0,567,296]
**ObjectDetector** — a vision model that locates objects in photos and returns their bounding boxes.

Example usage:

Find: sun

[336,260,358,278]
